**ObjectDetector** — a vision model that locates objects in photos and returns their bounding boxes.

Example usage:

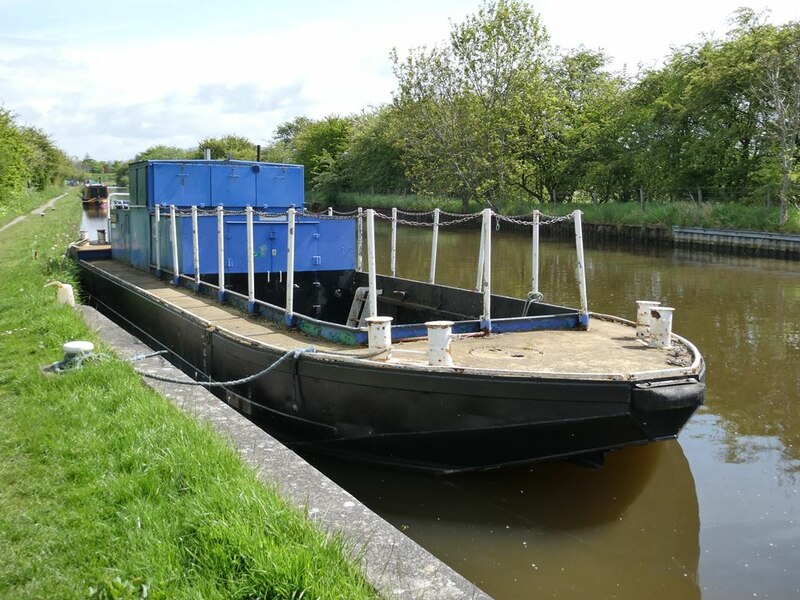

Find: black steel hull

[79,262,704,474]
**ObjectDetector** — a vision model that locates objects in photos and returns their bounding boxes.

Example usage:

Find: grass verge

[0,185,71,227]
[0,195,377,598]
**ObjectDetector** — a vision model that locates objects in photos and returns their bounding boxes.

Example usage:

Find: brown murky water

[311,223,800,599]
[79,205,108,242]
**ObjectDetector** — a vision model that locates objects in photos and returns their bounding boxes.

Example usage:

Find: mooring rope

[135,347,315,387]
[134,346,389,386]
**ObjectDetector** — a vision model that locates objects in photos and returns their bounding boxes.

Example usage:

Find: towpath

[0,192,69,235]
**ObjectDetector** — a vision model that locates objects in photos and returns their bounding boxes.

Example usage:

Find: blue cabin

[110,159,355,278]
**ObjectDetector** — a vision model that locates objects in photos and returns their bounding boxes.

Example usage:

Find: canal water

[309,223,800,600]
[79,205,108,242]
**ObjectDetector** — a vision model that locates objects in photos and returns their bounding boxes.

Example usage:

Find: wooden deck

[90,260,697,379]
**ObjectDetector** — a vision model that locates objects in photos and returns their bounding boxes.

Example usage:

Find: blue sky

[1,0,796,160]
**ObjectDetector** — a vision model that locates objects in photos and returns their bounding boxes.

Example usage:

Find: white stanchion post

[636,300,661,340]
[429,208,440,284]
[154,204,161,276]
[285,207,296,325]
[327,206,333,216]
[366,316,393,360]
[532,209,540,297]
[426,320,454,366]
[574,210,588,316]
[191,205,200,290]
[390,207,397,278]
[480,208,492,332]
[217,205,225,302]
[169,204,179,285]
[366,209,378,319]
[649,306,675,348]
[357,207,363,272]
[476,221,485,292]
[246,205,255,312]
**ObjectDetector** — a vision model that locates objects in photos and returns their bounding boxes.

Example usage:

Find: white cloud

[2,0,797,160]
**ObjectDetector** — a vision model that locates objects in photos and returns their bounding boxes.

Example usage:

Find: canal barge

[82,182,109,207]
[74,158,705,473]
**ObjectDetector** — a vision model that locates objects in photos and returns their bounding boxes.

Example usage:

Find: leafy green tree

[274,116,312,148]
[20,126,69,190]
[80,154,105,176]
[135,145,195,161]
[521,48,624,203]
[196,135,257,160]
[259,140,294,164]
[604,10,796,205]
[392,0,550,209]
[758,21,800,225]
[345,107,408,194]
[0,108,32,207]
[112,160,130,187]
[293,116,353,192]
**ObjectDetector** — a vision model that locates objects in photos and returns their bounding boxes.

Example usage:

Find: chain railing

[153,204,588,335]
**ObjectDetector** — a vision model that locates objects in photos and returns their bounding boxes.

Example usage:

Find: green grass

[326,193,800,234]
[0,185,72,227]
[547,200,800,233]
[0,199,377,598]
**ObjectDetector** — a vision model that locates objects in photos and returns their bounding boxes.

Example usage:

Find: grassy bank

[324,192,800,234]
[0,196,377,598]
[0,185,71,227]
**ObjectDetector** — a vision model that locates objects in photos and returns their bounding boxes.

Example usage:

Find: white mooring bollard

[426,320,454,367]
[366,316,393,360]
[649,306,676,348]
[635,300,661,340]
[63,340,94,360]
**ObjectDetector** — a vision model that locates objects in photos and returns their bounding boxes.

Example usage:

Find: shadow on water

[307,441,700,599]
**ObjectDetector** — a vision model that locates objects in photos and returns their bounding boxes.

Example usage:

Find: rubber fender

[632,380,705,411]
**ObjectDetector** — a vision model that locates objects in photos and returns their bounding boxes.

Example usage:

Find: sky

[0,0,797,161]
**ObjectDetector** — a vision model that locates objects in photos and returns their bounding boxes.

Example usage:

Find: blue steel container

[129,160,305,210]
[119,159,354,277]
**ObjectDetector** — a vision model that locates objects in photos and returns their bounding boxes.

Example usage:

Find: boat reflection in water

[308,440,699,600]
[79,204,108,242]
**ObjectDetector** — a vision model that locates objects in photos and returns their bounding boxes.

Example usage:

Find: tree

[392,0,550,210]
[525,48,624,203]
[0,108,32,207]
[759,23,800,225]
[258,140,294,164]
[20,126,70,190]
[135,145,195,161]
[591,10,789,205]
[345,107,408,194]
[196,134,257,160]
[274,116,312,148]
[293,116,353,192]
[110,160,129,187]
